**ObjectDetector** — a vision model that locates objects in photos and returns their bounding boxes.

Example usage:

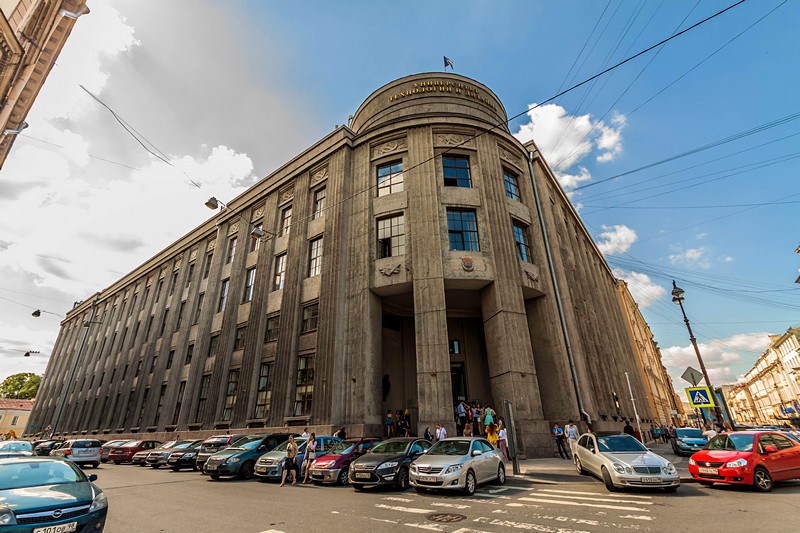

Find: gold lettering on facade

[387,79,497,111]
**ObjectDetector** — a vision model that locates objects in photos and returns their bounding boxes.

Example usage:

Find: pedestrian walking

[483,404,496,434]
[463,421,473,437]
[385,410,394,437]
[486,422,499,448]
[396,410,405,437]
[565,419,579,458]
[552,423,569,459]
[623,420,635,437]
[302,433,317,484]
[456,401,468,436]
[279,435,300,487]
[476,404,485,436]
[423,426,433,441]
[498,421,510,461]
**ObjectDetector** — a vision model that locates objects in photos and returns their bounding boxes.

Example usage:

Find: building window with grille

[442,155,472,187]
[234,325,247,350]
[280,205,292,236]
[377,214,405,258]
[194,294,204,324]
[447,208,480,251]
[203,251,213,279]
[294,355,314,416]
[185,344,194,365]
[195,374,211,423]
[222,370,239,421]
[301,303,319,333]
[273,254,287,291]
[512,220,532,262]
[253,362,273,419]
[264,314,280,342]
[207,334,220,358]
[377,160,403,196]
[308,236,323,277]
[218,279,229,313]
[504,169,521,201]
[225,236,237,264]
[243,267,256,303]
[312,187,326,219]
[250,224,262,253]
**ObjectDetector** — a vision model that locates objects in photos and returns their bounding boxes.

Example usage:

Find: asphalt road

[91,462,800,532]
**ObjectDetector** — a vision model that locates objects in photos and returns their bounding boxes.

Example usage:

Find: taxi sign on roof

[685,387,715,409]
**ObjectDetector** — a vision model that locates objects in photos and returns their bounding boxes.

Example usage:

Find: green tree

[0,373,42,399]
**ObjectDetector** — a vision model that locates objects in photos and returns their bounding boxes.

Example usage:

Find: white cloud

[613,268,666,308]
[554,166,592,190]
[596,224,637,255]
[668,247,711,269]
[720,255,734,263]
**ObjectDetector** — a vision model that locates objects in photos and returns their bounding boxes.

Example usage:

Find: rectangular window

[137,387,150,427]
[503,169,521,201]
[149,354,157,374]
[169,270,179,295]
[377,214,405,258]
[166,350,175,369]
[122,364,128,381]
[185,344,194,365]
[218,279,229,312]
[172,381,186,426]
[234,325,247,350]
[176,301,185,330]
[203,251,213,279]
[308,236,323,277]
[195,374,211,422]
[280,205,292,236]
[312,187,326,219]
[185,262,195,288]
[243,267,256,303]
[253,362,273,419]
[447,208,480,251]
[512,220,532,262]
[377,160,403,196]
[159,309,169,337]
[222,370,239,421]
[145,315,154,339]
[250,224,261,253]
[119,327,128,350]
[207,334,220,358]
[273,254,287,291]
[194,294,204,324]
[225,236,237,264]
[11,415,19,426]
[294,355,314,417]
[135,359,142,377]
[154,384,167,426]
[301,303,319,333]
[265,314,280,342]
[442,155,472,187]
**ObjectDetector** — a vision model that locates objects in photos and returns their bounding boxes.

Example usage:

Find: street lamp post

[671,281,725,425]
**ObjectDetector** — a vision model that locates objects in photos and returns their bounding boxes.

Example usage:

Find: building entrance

[451,362,467,403]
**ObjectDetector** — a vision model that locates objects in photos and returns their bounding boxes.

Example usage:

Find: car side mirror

[764,445,778,454]
[471,450,483,457]
[257,445,266,451]
[88,474,98,482]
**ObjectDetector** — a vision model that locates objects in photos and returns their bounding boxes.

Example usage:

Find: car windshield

[370,440,410,455]
[706,434,754,452]
[597,435,648,453]
[0,441,32,452]
[121,441,142,448]
[158,441,177,449]
[272,439,307,453]
[172,440,196,449]
[229,435,266,450]
[427,440,471,456]
[0,461,84,490]
[328,442,357,456]
[676,429,704,439]
[105,441,128,448]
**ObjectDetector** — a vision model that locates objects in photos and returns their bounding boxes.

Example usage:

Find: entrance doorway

[451,362,467,403]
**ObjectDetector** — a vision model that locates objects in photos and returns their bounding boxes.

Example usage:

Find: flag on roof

[444,56,454,71]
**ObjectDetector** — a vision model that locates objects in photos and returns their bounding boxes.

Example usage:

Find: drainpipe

[527,150,591,427]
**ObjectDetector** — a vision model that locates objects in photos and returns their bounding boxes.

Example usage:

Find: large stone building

[27,73,655,457]
[0,0,88,168]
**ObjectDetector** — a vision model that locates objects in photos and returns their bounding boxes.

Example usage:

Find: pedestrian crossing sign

[686,387,715,408]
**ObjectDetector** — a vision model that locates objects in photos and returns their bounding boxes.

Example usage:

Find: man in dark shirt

[623,420,635,437]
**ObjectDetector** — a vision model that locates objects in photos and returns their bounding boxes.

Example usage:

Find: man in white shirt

[565,419,580,459]
[301,427,309,438]
[702,424,717,440]
[435,422,447,442]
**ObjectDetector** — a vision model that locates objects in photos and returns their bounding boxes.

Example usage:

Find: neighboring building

[0,398,32,438]
[28,73,653,457]
[616,280,679,425]
[0,0,88,168]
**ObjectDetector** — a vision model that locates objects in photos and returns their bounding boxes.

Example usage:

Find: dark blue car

[0,457,108,532]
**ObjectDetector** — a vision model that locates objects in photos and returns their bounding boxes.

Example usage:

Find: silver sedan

[574,433,679,492]
[409,437,505,495]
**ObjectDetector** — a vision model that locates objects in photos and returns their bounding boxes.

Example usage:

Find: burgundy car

[107,439,162,464]
[309,438,380,485]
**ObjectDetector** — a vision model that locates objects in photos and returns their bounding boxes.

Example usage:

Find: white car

[574,433,679,492]
[409,437,505,495]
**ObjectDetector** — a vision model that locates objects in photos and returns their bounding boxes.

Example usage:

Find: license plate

[698,467,717,475]
[168,459,177,463]
[640,477,661,483]
[206,466,216,472]
[256,466,267,473]
[33,522,77,533]
[419,476,437,482]
[355,472,371,479]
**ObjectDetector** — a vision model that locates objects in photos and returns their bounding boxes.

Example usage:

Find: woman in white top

[498,420,510,461]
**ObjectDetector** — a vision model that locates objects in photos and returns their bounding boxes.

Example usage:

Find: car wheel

[210,474,220,480]
[575,457,586,475]
[352,483,365,491]
[396,467,409,491]
[601,467,617,492]
[463,470,476,496]
[192,464,198,472]
[92,462,99,469]
[337,469,349,486]
[113,461,121,465]
[151,465,160,469]
[239,461,254,480]
[494,464,506,485]
[101,459,108,464]
[753,467,773,492]
[171,467,181,472]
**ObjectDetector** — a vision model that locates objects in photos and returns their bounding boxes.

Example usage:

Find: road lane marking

[403,523,445,532]
[518,497,648,512]
[537,489,652,499]
[496,506,601,527]
[430,502,470,509]
[526,493,653,506]
[375,504,432,514]
[488,487,510,493]
[473,493,511,499]
[452,528,491,533]
[384,496,415,502]
[370,518,399,524]
[473,516,590,533]
[619,515,653,521]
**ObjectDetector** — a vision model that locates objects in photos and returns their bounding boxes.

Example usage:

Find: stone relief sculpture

[379,264,402,276]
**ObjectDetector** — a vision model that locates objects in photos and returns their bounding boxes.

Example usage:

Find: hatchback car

[671,428,708,457]
[195,434,244,473]
[204,433,293,480]
[132,441,177,466]
[100,440,130,463]
[146,440,201,468]
[107,440,162,464]
[688,431,800,492]
[410,437,505,495]
[254,436,340,481]
[310,438,380,485]
[349,437,431,490]
[33,440,64,456]
[167,441,203,471]
[574,433,679,492]
[0,457,108,532]
[0,441,33,459]
[50,439,103,469]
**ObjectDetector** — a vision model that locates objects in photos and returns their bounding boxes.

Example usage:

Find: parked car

[409,437,505,495]
[107,440,162,464]
[0,457,108,531]
[688,431,800,492]
[310,437,380,485]
[146,440,201,468]
[671,428,708,456]
[33,440,64,456]
[254,436,341,482]
[0,441,33,459]
[132,441,177,466]
[204,433,293,480]
[50,439,103,468]
[348,437,431,491]
[195,435,245,473]
[100,440,131,463]
[574,433,679,492]
[167,441,204,471]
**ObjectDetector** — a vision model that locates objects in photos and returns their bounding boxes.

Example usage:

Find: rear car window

[72,440,101,448]
[204,438,231,447]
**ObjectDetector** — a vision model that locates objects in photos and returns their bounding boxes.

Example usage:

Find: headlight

[227,457,241,463]
[726,458,748,468]
[676,440,688,447]
[662,464,677,475]
[185,452,196,458]
[89,492,108,513]
[613,464,626,474]
[410,464,418,473]
[0,507,17,525]
[380,461,399,470]
[444,464,463,475]
[688,458,696,465]
[315,460,335,469]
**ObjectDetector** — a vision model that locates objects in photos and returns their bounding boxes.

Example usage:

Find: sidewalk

[511,440,696,484]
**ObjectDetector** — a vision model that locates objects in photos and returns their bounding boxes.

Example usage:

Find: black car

[33,440,64,456]
[348,437,431,491]
[167,441,204,471]
[204,433,294,480]
[196,434,245,473]
[146,440,202,468]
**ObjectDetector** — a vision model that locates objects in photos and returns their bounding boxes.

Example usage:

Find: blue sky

[1,0,797,396]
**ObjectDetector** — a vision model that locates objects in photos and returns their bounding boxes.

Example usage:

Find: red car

[107,439,162,464]
[309,437,380,485]
[688,431,800,492]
